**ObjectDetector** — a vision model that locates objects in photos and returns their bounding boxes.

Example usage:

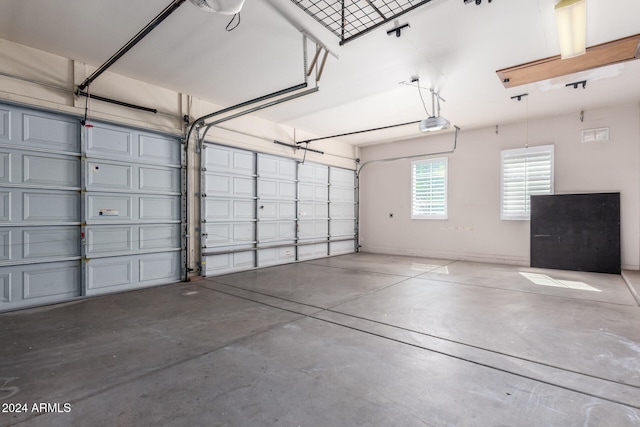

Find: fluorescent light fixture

[555,0,587,59]
[189,0,245,14]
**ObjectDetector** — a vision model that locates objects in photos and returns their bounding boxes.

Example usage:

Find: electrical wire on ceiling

[415,78,432,117]
[225,13,241,31]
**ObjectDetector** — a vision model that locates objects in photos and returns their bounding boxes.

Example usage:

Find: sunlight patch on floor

[519,272,601,292]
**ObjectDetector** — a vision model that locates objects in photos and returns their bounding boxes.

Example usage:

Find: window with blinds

[501,144,554,220]
[411,157,448,219]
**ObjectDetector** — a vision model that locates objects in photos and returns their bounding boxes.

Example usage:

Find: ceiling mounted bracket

[566,80,587,89]
[387,23,410,38]
[306,44,330,81]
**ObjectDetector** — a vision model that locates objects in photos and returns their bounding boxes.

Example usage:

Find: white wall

[359,103,640,270]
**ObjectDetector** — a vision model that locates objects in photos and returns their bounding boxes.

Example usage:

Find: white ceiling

[0,0,639,145]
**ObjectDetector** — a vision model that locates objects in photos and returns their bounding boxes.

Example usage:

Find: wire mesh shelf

[290,0,434,45]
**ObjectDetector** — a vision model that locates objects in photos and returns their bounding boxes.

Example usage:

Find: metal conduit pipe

[296,120,422,144]
[184,82,310,154]
[354,125,461,251]
[199,87,319,142]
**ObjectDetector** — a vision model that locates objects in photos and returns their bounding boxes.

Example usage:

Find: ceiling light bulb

[555,0,587,59]
[189,0,245,15]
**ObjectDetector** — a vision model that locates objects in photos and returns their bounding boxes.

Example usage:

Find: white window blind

[412,157,448,219]
[501,144,554,220]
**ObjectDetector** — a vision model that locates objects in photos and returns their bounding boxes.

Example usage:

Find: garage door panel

[202,145,356,276]
[257,179,295,200]
[4,190,79,224]
[140,252,180,283]
[0,262,81,310]
[0,108,9,141]
[299,201,328,219]
[299,243,328,260]
[23,264,80,299]
[331,219,355,237]
[87,125,133,159]
[331,167,355,187]
[331,240,355,255]
[0,230,9,260]
[258,221,295,244]
[85,194,180,222]
[87,226,133,255]
[205,174,254,198]
[258,201,296,220]
[299,163,328,183]
[330,202,355,219]
[23,191,79,222]
[0,152,8,183]
[22,113,79,153]
[298,183,328,202]
[330,186,355,203]
[205,199,254,220]
[87,161,132,190]
[84,122,183,297]
[23,154,79,188]
[139,196,180,221]
[0,227,79,263]
[139,224,180,250]
[86,252,180,296]
[0,105,186,312]
[258,154,296,180]
[138,134,180,165]
[0,149,80,188]
[204,223,255,248]
[298,220,328,240]
[0,272,10,302]
[139,166,180,193]
[258,246,295,267]
[87,194,132,221]
[204,251,254,275]
[23,227,79,259]
[85,224,180,256]
[87,162,180,194]
[0,192,9,222]
[257,155,279,177]
[86,124,180,166]
[87,258,132,291]
[204,145,254,175]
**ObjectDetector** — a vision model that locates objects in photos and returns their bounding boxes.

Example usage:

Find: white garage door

[0,103,183,312]
[200,142,355,276]
[298,162,330,260]
[329,166,357,254]
[0,104,82,311]
[83,122,183,295]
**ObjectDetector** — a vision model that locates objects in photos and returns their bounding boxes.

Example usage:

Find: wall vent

[582,127,610,143]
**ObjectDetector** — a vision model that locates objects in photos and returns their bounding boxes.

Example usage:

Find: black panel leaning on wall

[530,192,621,274]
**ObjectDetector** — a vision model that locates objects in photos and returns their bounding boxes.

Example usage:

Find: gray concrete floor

[1,253,640,426]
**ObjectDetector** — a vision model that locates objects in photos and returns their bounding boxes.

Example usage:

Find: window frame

[500,144,555,221]
[411,157,448,220]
